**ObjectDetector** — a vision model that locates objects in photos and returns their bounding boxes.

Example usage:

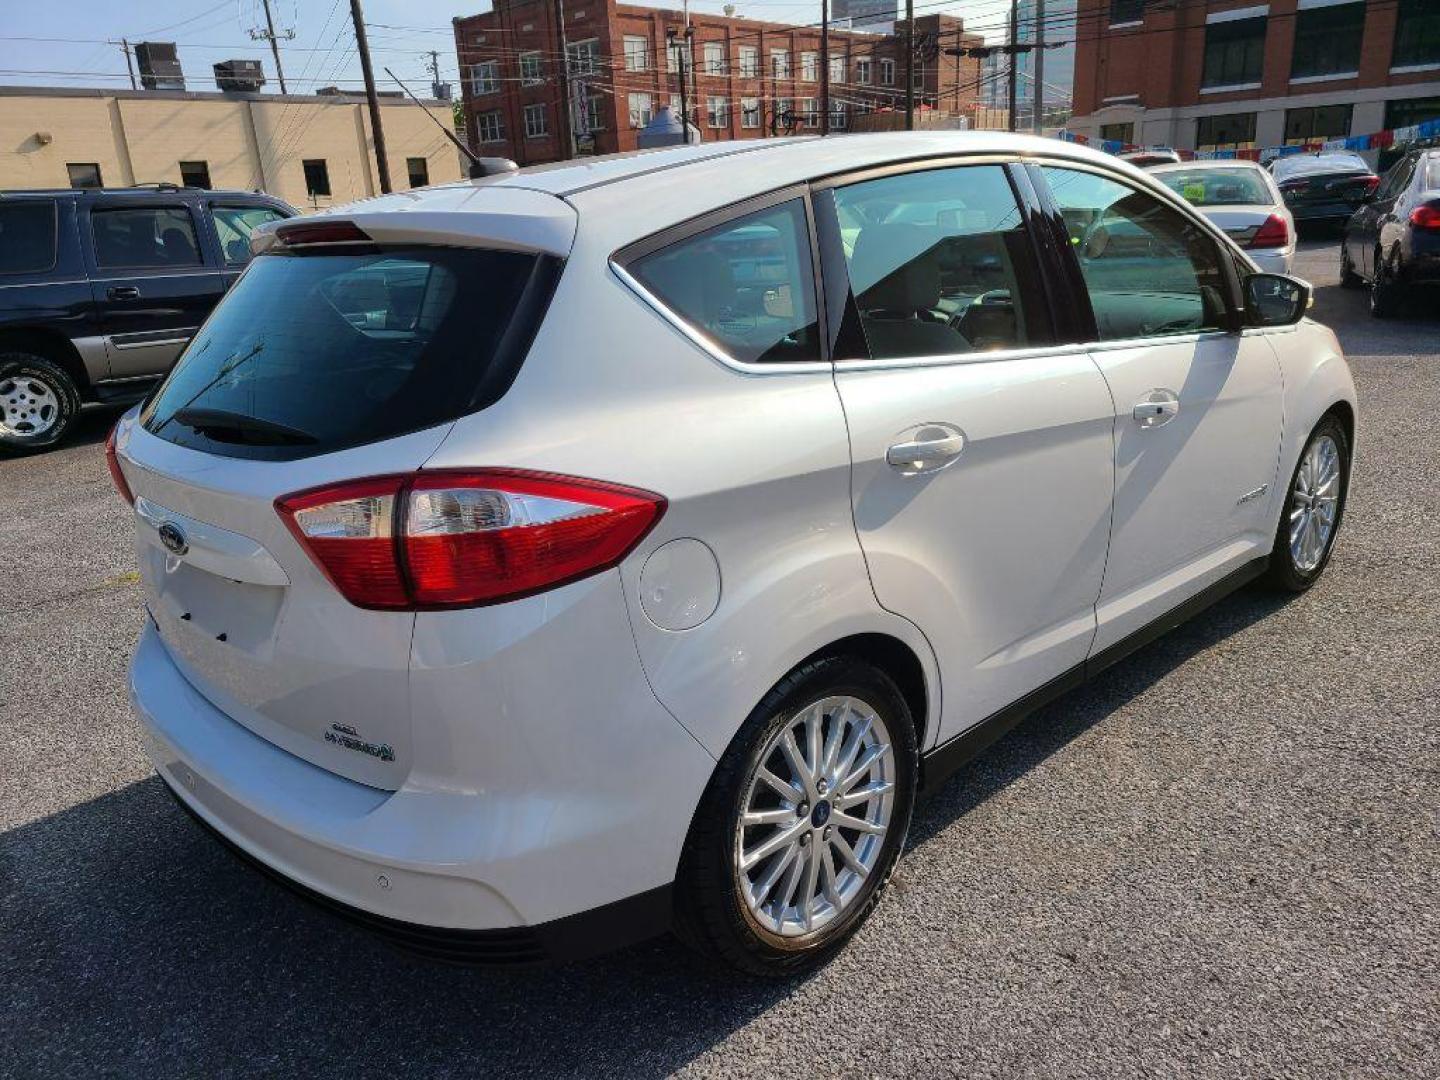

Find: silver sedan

[1150,160,1297,275]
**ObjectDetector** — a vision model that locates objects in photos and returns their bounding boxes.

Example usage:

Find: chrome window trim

[832,340,1093,373]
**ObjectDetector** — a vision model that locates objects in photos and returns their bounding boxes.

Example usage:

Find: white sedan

[1150,160,1297,274]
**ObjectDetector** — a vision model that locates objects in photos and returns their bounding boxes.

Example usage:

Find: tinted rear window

[0,201,58,274]
[1272,154,1368,180]
[141,246,559,460]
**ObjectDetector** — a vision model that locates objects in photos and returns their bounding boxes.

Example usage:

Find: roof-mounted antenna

[383,67,517,179]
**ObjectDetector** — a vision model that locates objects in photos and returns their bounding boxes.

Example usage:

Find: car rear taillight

[1410,203,1440,230]
[105,423,134,505]
[277,471,665,610]
[1249,213,1290,250]
[273,219,373,248]
[1361,175,1381,195]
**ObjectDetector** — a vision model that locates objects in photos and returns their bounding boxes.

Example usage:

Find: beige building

[0,86,462,209]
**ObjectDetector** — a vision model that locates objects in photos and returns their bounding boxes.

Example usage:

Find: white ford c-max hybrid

[112,133,1355,975]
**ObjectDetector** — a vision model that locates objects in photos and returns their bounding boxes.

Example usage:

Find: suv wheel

[675,655,918,976]
[0,352,81,454]
[1263,415,1350,592]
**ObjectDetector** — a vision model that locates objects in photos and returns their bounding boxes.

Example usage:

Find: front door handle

[1132,392,1180,429]
[886,430,966,473]
[107,286,141,300]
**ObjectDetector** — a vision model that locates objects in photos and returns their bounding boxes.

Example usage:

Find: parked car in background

[1150,160,1295,274]
[1119,148,1182,168]
[1341,147,1440,318]
[0,184,295,454]
[112,133,1355,975]
[1270,152,1380,230]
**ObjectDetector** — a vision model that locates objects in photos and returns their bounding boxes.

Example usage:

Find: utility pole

[1007,0,1018,133]
[820,0,830,135]
[350,0,391,193]
[668,27,694,144]
[555,0,576,158]
[904,0,915,130]
[250,0,295,94]
[1033,0,1045,133]
[115,38,137,89]
[427,50,443,99]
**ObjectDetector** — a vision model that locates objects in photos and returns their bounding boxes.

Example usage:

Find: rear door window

[626,198,820,365]
[824,164,1051,359]
[0,201,57,274]
[92,206,203,269]
[141,246,559,460]
[212,205,289,265]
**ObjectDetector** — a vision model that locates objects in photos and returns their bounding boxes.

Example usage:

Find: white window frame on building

[571,94,603,134]
[741,97,760,128]
[801,51,819,82]
[624,35,649,72]
[524,102,548,138]
[740,45,760,78]
[628,91,654,129]
[519,51,543,85]
[707,95,729,128]
[475,110,505,143]
[667,38,691,74]
[470,60,499,95]
[829,55,845,85]
[801,97,819,128]
[830,102,848,130]
[704,41,726,75]
[880,58,895,86]
[855,57,872,85]
[567,39,600,76]
[771,49,790,80]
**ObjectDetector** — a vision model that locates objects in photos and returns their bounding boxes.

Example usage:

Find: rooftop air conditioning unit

[136,42,185,91]
[214,59,265,92]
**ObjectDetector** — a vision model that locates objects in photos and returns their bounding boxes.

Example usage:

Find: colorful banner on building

[1056,118,1440,162]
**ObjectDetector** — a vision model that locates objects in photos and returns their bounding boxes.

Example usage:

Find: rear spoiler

[250,186,577,259]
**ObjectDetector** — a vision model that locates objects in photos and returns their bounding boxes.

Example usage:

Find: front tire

[1263,415,1350,592]
[0,352,81,454]
[1339,245,1363,289]
[674,655,918,976]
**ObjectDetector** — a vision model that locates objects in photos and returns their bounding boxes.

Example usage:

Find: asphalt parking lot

[2,236,1437,1079]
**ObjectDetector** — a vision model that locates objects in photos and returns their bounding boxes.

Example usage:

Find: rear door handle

[1132,392,1180,428]
[886,431,966,473]
[107,286,141,300]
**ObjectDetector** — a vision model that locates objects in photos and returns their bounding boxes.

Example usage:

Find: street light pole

[1007,0,1018,133]
[820,0,830,135]
[1033,0,1045,133]
[904,0,914,130]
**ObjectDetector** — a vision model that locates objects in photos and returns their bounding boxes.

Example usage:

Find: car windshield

[1156,168,1273,206]
[1273,153,1368,180]
[141,246,558,460]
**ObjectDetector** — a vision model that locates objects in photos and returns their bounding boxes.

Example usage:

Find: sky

[0,0,1064,98]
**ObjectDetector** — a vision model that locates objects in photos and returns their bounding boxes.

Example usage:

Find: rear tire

[674,655,918,977]
[0,352,81,455]
[1263,415,1350,593]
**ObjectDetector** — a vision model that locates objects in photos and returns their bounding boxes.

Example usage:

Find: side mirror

[1244,273,1311,327]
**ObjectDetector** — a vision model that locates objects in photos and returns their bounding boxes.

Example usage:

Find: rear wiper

[171,408,317,446]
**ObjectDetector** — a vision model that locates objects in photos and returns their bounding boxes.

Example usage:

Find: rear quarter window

[0,201,58,274]
[140,246,561,460]
[624,198,821,366]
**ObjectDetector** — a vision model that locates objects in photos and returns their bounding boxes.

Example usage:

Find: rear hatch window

[140,245,560,460]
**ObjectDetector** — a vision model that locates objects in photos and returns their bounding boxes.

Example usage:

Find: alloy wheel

[0,375,61,439]
[1289,433,1341,573]
[735,695,896,938]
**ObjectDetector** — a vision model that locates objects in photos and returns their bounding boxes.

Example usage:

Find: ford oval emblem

[158,521,189,556]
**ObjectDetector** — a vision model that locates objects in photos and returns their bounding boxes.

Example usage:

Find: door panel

[836,355,1116,740]
[1033,164,1285,655]
[816,162,1115,744]
[1087,333,1283,652]
[83,201,222,379]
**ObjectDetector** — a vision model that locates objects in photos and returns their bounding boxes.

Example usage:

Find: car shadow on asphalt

[1,586,1290,1078]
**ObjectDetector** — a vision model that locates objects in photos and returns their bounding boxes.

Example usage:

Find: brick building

[452,1,986,166]
[1067,0,1440,153]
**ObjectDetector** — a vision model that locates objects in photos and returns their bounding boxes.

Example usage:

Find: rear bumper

[1399,251,1440,285]
[131,571,717,963]
[1248,247,1294,276]
[1288,202,1362,224]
